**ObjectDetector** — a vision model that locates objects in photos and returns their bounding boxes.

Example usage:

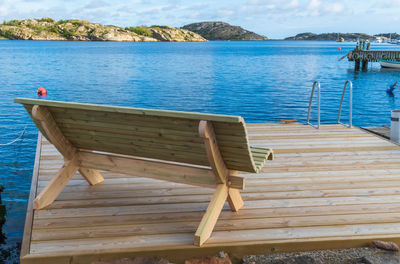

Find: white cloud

[218,9,235,17]
[307,0,321,10]
[285,0,299,9]
[373,0,400,8]
[324,2,345,14]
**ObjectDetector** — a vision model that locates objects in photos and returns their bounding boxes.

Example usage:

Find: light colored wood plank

[31,105,104,189]
[15,98,243,123]
[31,105,76,160]
[27,223,400,255]
[30,212,400,242]
[34,193,400,219]
[32,202,400,230]
[199,120,230,183]
[78,151,245,189]
[22,123,400,263]
[78,168,104,186]
[34,157,79,209]
[20,133,42,257]
[227,188,244,212]
[195,184,228,246]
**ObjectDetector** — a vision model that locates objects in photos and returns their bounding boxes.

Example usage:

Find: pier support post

[354,59,361,71]
[362,60,368,71]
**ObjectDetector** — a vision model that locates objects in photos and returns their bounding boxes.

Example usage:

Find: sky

[0,0,399,39]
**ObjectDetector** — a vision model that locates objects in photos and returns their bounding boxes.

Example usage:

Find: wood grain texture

[20,133,42,258]
[17,98,271,173]
[33,156,79,209]
[199,120,230,183]
[15,98,243,123]
[31,105,76,160]
[22,123,400,264]
[194,184,228,246]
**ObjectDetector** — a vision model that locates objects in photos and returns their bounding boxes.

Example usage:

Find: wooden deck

[20,123,400,264]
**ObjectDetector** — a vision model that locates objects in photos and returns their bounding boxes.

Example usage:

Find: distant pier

[340,41,400,70]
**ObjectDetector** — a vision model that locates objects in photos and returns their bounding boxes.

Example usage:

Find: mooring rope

[0,126,27,146]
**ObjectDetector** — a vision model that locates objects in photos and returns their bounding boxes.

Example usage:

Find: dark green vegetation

[125,26,154,37]
[182,21,268,40]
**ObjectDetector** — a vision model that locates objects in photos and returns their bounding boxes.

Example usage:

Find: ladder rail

[306,81,320,129]
[337,80,353,128]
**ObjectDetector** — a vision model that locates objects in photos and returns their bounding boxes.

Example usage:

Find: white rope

[0,126,27,146]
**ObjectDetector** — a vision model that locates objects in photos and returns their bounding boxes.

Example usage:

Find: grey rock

[182,21,267,41]
[284,32,375,41]
[356,254,400,264]
[243,247,400,264]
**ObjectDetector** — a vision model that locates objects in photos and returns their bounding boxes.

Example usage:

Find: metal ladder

[306,81,320,129]
[307,80,353,129]
[337,80,353,128]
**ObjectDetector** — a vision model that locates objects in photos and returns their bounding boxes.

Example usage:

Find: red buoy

[338,47,342,51]
[37,87,47,97]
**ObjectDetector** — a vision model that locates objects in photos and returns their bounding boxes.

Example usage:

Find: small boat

[380,60,400,69]
[389,39,400,44]
[337,37,344,42]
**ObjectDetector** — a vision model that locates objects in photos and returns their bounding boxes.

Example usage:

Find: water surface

[1,40,400,263]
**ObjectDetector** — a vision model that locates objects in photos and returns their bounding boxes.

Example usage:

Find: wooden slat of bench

[17,99,261,173]
[77,151,243,189]
[15,98,243,123]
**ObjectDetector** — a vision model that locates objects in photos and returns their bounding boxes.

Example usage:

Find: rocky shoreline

[285,32,400,42]
[0,18,206,42]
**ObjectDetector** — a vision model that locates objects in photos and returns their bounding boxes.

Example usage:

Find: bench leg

[78,168,104,185]
[227,188,244,212]
[34,157,79,209]
[194,184,228,246]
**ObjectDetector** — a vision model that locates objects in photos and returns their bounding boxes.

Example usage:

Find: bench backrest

[15,98,258,172]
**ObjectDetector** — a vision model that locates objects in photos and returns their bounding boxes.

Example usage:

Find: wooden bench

[15,98,273,246]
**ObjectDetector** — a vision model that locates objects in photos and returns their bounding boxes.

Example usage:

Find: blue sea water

[1,40,400,262]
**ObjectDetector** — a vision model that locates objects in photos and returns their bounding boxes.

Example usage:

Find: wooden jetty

[361,126,390,140]
[340,41,400,70]
[21,123,400,264]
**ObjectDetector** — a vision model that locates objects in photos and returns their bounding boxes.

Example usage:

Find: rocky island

[182,21,268,40]
[0,18,207,42]
[285,32,399,42]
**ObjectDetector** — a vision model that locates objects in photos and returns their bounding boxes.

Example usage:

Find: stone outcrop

[182,21,268,40]
[284,32,389,42]
[0,18,207,42]
[149,26,205,42]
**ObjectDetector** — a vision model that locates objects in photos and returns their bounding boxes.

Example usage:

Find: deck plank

[21,124,400,264]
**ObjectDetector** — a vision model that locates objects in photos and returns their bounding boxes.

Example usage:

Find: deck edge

[20,133,42,259]
[19,235,400,264]
[359,126,400,146]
